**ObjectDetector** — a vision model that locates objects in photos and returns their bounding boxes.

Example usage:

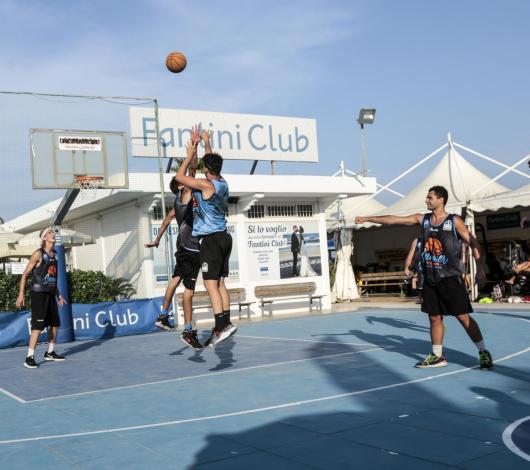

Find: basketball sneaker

[479,349,493,370]
[181,330,203,349]
[204,325,235,347]
[224,323,238,338]
[44,351,66,361]
[155,314,174,331]
[415,353,448,368]
[24,356,39,369]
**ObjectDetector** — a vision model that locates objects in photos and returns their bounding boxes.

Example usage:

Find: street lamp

[357,108,376,176]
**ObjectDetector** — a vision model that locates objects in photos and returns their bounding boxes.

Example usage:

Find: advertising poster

[152,222,239,285]
[246,221,322,281]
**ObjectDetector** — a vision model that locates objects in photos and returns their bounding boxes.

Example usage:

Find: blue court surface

[1,306,529,469]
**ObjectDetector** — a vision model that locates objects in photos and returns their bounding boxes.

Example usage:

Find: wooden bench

[358,272,412,297]
[254,282,325,316]
[175,287,253,320]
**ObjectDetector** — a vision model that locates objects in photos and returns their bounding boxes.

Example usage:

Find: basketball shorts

[421,276,473,316]
[173,248,201,290]
[30,291,61,330]
[199,231,232,280]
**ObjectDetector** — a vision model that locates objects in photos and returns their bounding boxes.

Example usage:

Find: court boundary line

[8,346,390,404]
[0,387,26,404]
[0,345,528,445]
[502,416,530,462]
[236,335,379,346]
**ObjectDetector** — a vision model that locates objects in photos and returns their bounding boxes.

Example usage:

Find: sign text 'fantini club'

[129,107,318,162]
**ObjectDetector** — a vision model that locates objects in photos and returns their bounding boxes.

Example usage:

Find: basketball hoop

[74,175,103,201]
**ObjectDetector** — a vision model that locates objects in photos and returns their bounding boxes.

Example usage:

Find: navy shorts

[199,231,232,280]
[421,276,473,316]
[30,291,60,330]
[172,248,200,290]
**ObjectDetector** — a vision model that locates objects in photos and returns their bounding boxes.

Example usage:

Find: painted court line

[1,345,528,445]
[503,416,530,462]
[0,387,26,404]
[20,346,390,403]
[237,335,378,346]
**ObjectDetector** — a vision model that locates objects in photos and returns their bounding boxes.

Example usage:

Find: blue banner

[0,297,167,348]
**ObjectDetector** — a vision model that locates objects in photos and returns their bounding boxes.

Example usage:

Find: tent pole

[454,143,530,180]
[348,143,448,214]
[470,153,530,198]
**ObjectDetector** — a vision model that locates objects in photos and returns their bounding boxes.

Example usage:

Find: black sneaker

[415,353,448,368]
[24,356,39,369]
[44,351,66,361]
[155,314,174,331]
[479,349,493,370]
[181,330,203,349]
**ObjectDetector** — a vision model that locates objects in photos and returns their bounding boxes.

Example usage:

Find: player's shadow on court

[63,321,116,356]
[313,329,480,367]
[210,337,237,371]
[365,316,430,333]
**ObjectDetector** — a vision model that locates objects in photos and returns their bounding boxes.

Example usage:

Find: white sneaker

[224,323,238,338]
[208,324,236,347]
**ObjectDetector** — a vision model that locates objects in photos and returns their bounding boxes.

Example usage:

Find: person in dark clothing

[356,185,493,370]
[291,226,300,276]
[16,227,67,369]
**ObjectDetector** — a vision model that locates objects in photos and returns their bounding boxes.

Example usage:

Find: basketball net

[74,175,103,202]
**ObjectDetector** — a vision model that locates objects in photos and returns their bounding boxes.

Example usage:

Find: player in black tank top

[355,185,493,370]
[145,126,203,349]
[16,227,67,369]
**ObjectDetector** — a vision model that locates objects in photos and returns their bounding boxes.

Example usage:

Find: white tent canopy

[326,195,386,230]
[377,144,509,217]
[468,183,530,213]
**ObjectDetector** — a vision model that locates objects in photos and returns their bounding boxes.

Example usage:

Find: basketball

[165,52,187,73]
[425,237,443,256]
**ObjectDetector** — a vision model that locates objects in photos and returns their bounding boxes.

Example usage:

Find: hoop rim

[74,175,104,183]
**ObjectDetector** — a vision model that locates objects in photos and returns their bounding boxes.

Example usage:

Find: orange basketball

[165,52,187,73]
[425,237,443,256]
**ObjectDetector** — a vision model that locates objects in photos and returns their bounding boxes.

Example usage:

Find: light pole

[357,108,376,176]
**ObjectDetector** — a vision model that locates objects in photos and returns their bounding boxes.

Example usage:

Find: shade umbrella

[16,228,94,247]
[331,229,360,302]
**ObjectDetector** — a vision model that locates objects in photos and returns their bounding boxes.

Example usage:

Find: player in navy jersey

[356,185,493,370]
[16,227,67,368]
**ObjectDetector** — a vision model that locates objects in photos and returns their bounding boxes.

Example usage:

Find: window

[247,205,265,219]
[152,201,172,221]
[246,203,314,219]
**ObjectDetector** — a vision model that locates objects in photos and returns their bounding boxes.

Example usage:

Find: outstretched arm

[201,128,213,154]
[355,213,423,226]
[145,208,176,248]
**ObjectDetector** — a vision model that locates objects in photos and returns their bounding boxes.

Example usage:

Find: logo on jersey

[443,219,453,231]
[201,262,208,273]
[422,236,448,269]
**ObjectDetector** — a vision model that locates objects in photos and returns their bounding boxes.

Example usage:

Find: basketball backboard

[30,128,128,189]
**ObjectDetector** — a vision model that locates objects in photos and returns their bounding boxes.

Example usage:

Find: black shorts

[30,291,60,330]
[172,248,200,290]
[421,276,473,316]
[199,231,232,280]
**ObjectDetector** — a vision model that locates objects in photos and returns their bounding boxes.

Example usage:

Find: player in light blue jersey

[176,128,235,347]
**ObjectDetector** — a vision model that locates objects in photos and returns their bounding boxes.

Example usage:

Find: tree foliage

[0,270,136,312]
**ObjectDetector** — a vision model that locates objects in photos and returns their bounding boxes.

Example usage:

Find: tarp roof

[376,145,509,217]
[326,195,386,230]
[468,182,530,213]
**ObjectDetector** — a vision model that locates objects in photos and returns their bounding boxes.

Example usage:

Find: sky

[1,0,530,223]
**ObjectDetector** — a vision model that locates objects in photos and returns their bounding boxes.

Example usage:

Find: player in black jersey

[356,186,493,370]
[16,227,67,368]
[146,126,203,349]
